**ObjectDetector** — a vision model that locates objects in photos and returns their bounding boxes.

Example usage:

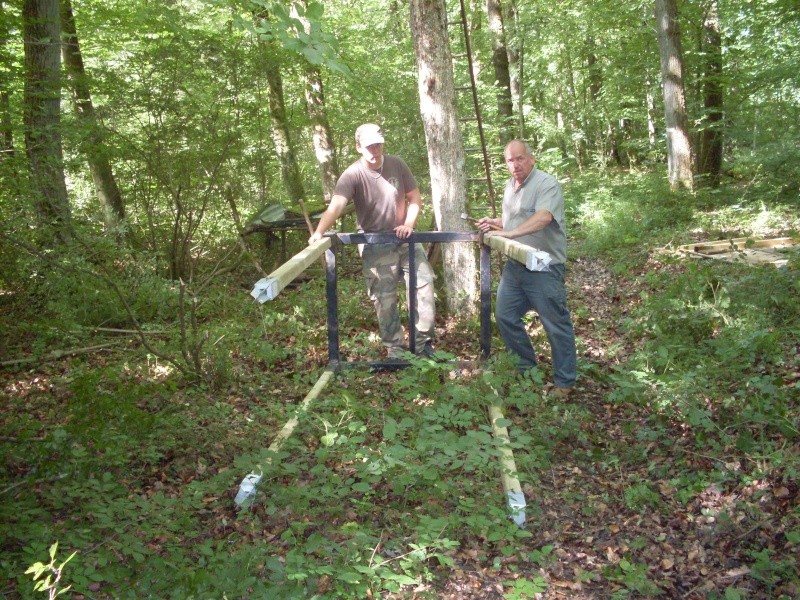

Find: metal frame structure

[323,231,492,370]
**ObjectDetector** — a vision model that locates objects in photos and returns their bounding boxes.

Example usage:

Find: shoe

[387,347,408,360]
[416,342,436,359]
[549,386,573,399]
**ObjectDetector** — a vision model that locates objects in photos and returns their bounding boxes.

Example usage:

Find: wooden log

[268,369,334,453]
[250,236,332,303]
[485,235,552,271]
[488,402,526,527]
[234,369,335,507]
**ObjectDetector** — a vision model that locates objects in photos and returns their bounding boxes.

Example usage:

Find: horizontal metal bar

[335,231,479,245]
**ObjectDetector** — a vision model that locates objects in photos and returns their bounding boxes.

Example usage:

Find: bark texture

[655,0,694,190]
[23,0,71,241]
[410,0,478,315]
[61,0,125,235]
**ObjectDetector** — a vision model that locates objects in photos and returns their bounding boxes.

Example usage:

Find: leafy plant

[25,542,77,599]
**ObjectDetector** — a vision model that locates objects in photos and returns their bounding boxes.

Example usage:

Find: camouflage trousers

[360,243,436,356]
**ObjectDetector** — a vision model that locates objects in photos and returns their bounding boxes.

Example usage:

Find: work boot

[416,342,436,359]
[549,386,573,399]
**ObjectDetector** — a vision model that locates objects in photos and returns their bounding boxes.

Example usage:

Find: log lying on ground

[250,236,332,303]
[485,235,552,271]
[488,402,526,527]
[234,369,335,508]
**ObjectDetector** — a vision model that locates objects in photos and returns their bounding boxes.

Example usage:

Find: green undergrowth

[1,353,572,599]
[2,172,800,598]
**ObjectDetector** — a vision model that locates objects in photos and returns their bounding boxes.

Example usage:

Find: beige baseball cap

[355,123,385,147]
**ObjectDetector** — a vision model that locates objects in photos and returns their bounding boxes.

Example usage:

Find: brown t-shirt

[334,155,418,232]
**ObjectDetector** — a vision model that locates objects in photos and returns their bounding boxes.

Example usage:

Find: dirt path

[428,256,797,599]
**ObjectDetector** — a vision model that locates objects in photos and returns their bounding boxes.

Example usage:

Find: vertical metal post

[325,244,340,366]
[480,239,492,359]
[407,241,417,355]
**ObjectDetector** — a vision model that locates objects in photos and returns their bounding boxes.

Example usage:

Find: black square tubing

[325,231,490,370]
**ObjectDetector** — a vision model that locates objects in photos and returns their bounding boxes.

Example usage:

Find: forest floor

[420,254,798,599]
[2,250,798,599]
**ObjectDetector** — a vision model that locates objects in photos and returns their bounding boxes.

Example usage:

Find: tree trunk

[303,66,339,205]
[293,0,339,205]
[655,0,694,190]
[503,0,524,139]
[1,0,13,159]
[61,0,125,235]
[264,57,306,206]
[698,0,723,187]
[561,46,586,170]
[23,0,71,243]
[410,0,478,316]
[486,0,514,145]
[0,90,11,158]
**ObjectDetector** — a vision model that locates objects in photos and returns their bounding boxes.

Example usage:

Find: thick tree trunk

[698,0,723,187]
[655,0,694,190]
[61,0,125,235]
[23,0,71,242]
[264,58,306,206]
[486,0,514,144]
[410,0,478,316]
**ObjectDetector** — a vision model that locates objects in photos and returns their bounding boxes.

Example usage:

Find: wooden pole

[485,235,551,271]
[235,369,335,507]
[488,396,526,527]
[250,236,332,302]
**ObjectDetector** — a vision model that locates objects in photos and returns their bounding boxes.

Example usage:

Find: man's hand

[476,217,502,233]
[308,232,322,245]
[394,225,414,239]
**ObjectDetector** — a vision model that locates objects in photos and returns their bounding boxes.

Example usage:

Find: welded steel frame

[325,231,492,370]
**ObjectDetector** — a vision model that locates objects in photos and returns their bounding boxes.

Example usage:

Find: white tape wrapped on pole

[485,235,552,272]
[488,403,527,527]
[250,236,332,303]
[234,369,335,508]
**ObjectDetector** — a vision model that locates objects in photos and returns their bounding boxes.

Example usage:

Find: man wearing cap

[309,123,436,359]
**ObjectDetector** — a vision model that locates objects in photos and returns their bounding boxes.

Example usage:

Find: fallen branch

[1,342,123,368]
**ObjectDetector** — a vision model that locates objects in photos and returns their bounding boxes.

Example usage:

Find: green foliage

[569,172,695,268]
[604,558,663,597]
[503,575,549,598]
[25,542,77,598]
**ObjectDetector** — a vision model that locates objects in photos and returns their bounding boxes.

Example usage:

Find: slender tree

[410,0,478,315]
[263,56,306,206]
[486,0,514,144]
[655,0,694,190]
[303,66,338,204]
[503,0,524,139]
[23,0,71,242]
[698,0,723,187]
[61,0,125,235]
[1,0,13,158]
[295,0,339,204]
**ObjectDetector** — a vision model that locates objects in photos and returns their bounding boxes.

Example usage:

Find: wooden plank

[251,236,331,303]
[235,369,335,507]
[488,403,526,527]
[485,235,552,271]
[680,237,795,255]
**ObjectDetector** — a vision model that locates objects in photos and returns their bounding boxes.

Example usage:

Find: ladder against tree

[448,0,497,217]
